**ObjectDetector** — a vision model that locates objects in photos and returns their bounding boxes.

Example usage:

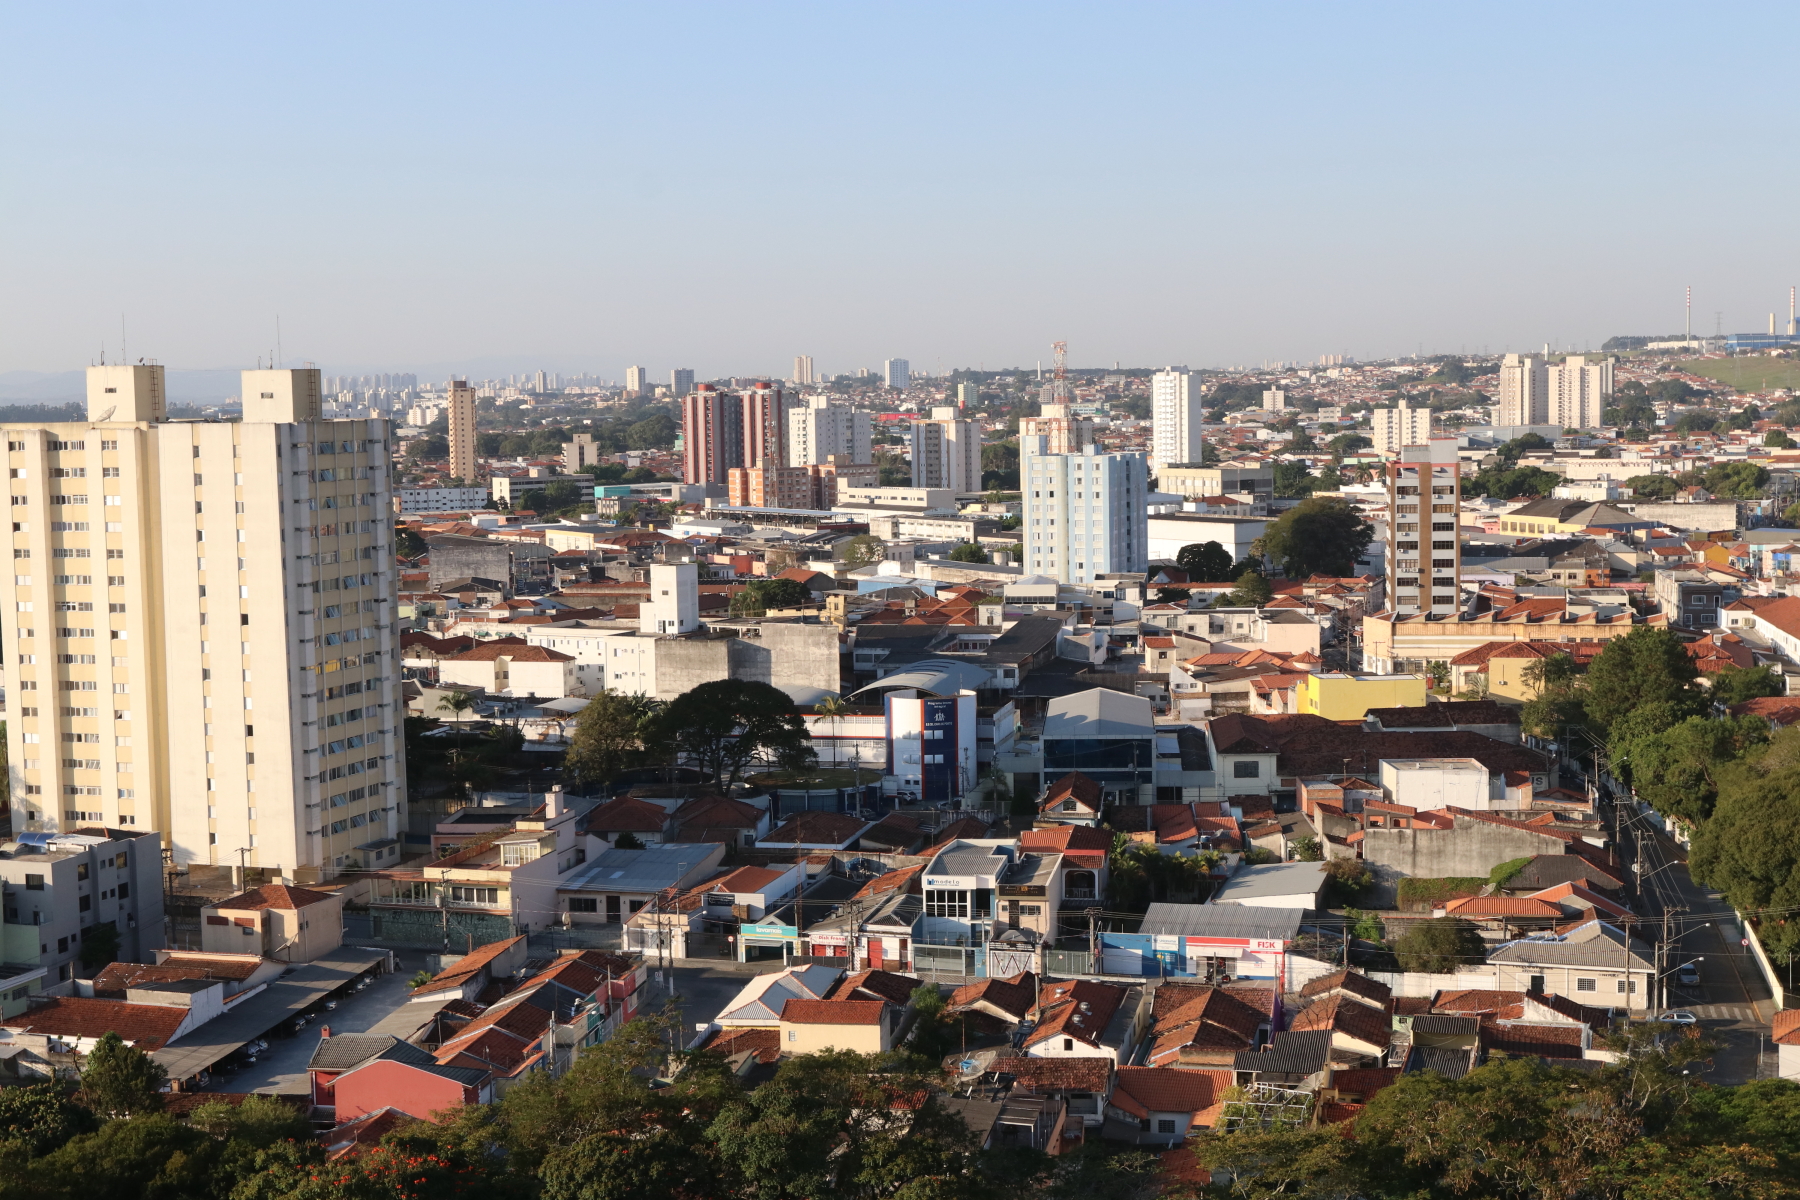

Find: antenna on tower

[1040,340,1071,406]
[1685,285,1691,340]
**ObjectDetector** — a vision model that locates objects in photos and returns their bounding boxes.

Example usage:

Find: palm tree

[814,695,850,775]
[436,690,475,722]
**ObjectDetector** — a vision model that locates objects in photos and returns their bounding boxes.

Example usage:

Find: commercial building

[1022,437,1149,585]
[447,380,477,481]
[1,365,403,881]
[1385,438,1462,616]
[884,358,911,390]
[1496,354,1548,427]
[624,366,648,398]
[1150,369,1206,468]
[669,368,695,398]
[397,486,490,514]
[1371,397,1432,454]
[1296,673,1429,721]
[909,407,983,492]
[788,396,871,466]
[0,827,165,989]
[728,461,814,510]
[1155,463,1273,501]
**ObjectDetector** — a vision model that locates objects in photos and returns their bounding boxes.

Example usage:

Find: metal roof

[1209,861,1328,903]
[559,843,722,895]
[1043,688,1155,740]
[848,659,991,699]
[1232,1029,1333,1074]
[1138,903,1302,942]
[151,950,388,1082]
[1487,921,1654,971]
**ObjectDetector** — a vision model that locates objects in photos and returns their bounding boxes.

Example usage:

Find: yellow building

[1297,672,1429,721]
[2,365,402,882]
[777,999,896,1054]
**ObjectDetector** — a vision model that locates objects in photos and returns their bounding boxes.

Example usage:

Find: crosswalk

[1686,1003,1765,1024]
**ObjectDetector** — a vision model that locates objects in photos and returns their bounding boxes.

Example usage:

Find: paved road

[203,951,437,1095]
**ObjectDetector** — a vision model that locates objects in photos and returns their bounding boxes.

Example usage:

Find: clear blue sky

[3,3,1797,383]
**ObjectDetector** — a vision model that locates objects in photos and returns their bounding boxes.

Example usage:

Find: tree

[76,1031,167,1118]
[1271,461,1318,499]
[652,679,815,786]
[624,412,677,449]
[1690,738,1800,961]
[0,1082,96,1157]
[1392,917,1484,974]
[436,690,476,722]
[1614,713,1768,826]
[840,534,886,568]
[1519,651,1577,698]
[1703,460,1770,499]
[1257,497,1373,579]
[730,576,811,616]
[1218,567,1273,607]
[947,541,989,563]
[395,527,429,558]
[1766,429,1797,449]
[564,691,659,786]
[1583,627,1702,730]
[80,920,120,970]
[1326,432,1372,457]
[1626,473,1680,500]
[1176,540,1235,583]
[1709,664,1785,707]
[1322,858,1373,907]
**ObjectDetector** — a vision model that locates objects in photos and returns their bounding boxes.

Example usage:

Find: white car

[1657,1011,1698,1025]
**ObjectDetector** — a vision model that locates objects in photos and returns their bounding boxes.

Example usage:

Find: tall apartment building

[1262,389,1286,412]
[1384,438,1462,616]
[741,382,790,469]
[955,382,979,409]
[2,365,403,883]
[1497,354,1549,426]
[447,380,477,481]
[808,456,880,509]
[624,366,648,397]
[1020,436,1149,585]
[884,358,911,390]
[909,406,982,493]
[1019,404,1094,455]
[788,396,871,466]
[792,355,815,385]
[680,384,743,486]
[562,432,602,473]
[669,368,695,398]
[1150,368,1205,468]
[1546,355,1614,430]
[1372,397,1432,454]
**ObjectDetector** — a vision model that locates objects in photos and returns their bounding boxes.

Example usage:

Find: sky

[3,2,1799,390]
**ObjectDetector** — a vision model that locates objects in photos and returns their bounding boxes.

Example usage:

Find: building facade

[788,397,871,467]
[681,384,744,487]
[1020,405,1094,456]
[1022,437,1150,585]
[909,407,982,493]
[623,366,648,398]
[446,380,477,482]
[2,365,404,882]
[1497,354,1548,426]
[1371,397,1431,454]
[884,358,911,390]
[1150,369,1205,469]
[669,368,695,398]
[740,382,790,469]
[792,356,815,385]
[1545,355,1614,430]
[1384,438,1463,616]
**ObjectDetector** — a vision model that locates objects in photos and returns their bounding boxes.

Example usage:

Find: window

[24,875,43,891]
[1616,979,1637,994]
[788,1030,798,1042]
[1233,760,1260,779]
[567,898,598,913]
[925,889,969,919]
[1576,977,1596,992]
[1157,1119,1177,1135]
[1063,1038,1074,1052]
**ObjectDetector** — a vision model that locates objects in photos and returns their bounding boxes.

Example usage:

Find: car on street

[1676,964,1701,987]
[1657,1011,1698,1025]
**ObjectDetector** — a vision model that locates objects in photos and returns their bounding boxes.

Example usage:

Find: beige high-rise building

[447,380,477,481]
[909,406,982,492]
[1545,355,1614,430]
[1497,353,1548,426]
[792,355,815,385]
[1019,403,1094,455]
[1372,396,1432,453]
[624,366,648,397]
[2,365,403,883]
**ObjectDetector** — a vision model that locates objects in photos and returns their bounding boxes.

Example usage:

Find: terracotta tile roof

[709,866,788,894]
[1481,1023,1584,1058]
[1288,995,1392,1049]
[3,996,189,1050]
[448,642,573,663]
[1317,1101,1365,1125]
[853,864,924,900]
[1109,1067,1232,1118]
[1772,1009,1800,1046]
[1041,772,1103,808]
[212,883,339,912]
[780,998,886,1025]
[1441,896,1563,919]
[948,971,1036,1021]
[699,1026,781,1063]
[674,795,766,833]
[1025,979,1126,1050]
[1432,989,1526,1021]
[828,969,916,1007]
[762,811,869,846]
[410,935,526,996]
[1522,882,1631,918]
[1328,1066,1401,1099]
[997,1055,1110,1093]
[1298,970,1392,1007]
[323,1107,414,1160]
[582,796,673,835]
[92,960,255,996]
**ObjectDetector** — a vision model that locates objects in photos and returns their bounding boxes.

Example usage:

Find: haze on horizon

[3,2,1797,384]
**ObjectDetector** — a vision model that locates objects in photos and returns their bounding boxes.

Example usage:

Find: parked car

[1657,1011,1698,1025]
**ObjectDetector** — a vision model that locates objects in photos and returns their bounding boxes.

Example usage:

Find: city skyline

[5,5,1800,378]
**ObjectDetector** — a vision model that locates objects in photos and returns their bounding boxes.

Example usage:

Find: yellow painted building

[1297,672,1429,721]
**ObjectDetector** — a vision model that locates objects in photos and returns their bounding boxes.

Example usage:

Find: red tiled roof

[710,866,787,895]
[1773,1009,1800,1046]
[1109,1067,1232,1118]
[212,884,339,912]
[2,996,189,1050]
[699,1026,781,1063]
[827,969,916,1007]
[1041,772,1103,808]
[780,998,886,1025]
[998,1055,1110,1093]
[582,796,672,835]
[948,971,1036,1021]
[853,864,924,900]
[411,935,527,995]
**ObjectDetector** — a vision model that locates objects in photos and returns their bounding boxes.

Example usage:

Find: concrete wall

[652,623,839,702]
[427,536,515,592]
[1360,818,1568,907]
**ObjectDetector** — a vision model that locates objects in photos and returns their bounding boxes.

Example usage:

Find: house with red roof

[1105,1066,1234,1145]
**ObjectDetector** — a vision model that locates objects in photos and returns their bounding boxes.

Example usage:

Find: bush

[1393,917,1486,975]
[1322,858,1373,907]
[1395,877,1486,910]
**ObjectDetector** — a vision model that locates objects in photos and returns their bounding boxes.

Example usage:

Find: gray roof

[1406,1044,1475,1079]
[980,614,1066,664]
[1209,861,1328,904]
[928,840,1015,877]
[307,1033,400,1072]
[1043,688,1154,740]
[1233,1029,1333,1075]
[560,843,719,895]
[849,659,991,699]
[1138,903,1302,943]
[1486,921,1653,972]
